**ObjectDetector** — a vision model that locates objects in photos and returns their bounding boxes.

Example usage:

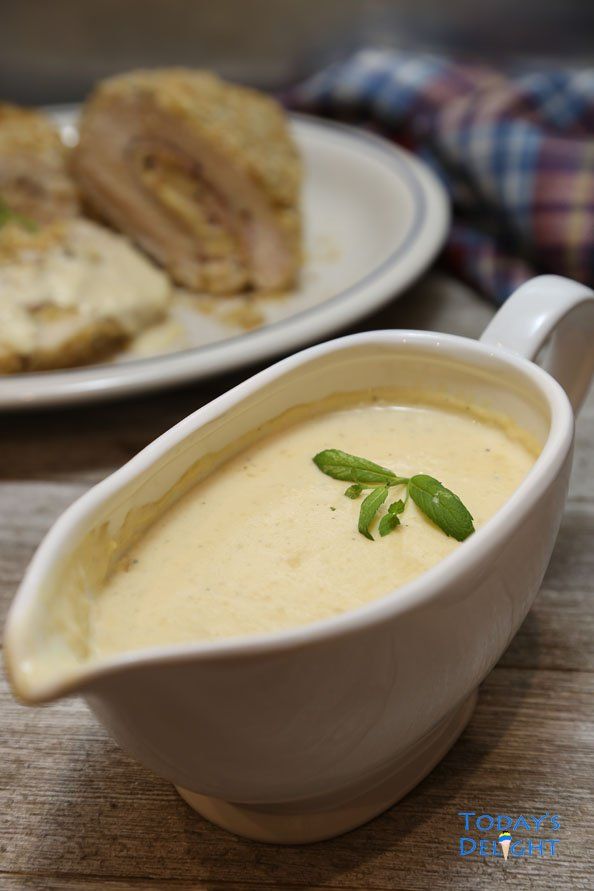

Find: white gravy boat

[5,275,594,843]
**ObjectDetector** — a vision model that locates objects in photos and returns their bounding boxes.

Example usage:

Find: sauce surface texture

[89,401,537,655]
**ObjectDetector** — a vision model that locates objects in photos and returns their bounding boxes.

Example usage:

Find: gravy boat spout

[4,275,594,843]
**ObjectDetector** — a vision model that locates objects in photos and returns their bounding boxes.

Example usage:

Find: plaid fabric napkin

[289,49,594,303]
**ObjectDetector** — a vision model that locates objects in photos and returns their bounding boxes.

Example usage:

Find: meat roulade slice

[0,103,80,224]
[72,69,302,295]
[0,216,171,373]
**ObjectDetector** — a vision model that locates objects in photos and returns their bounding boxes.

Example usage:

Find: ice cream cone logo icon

[498,831,512,860]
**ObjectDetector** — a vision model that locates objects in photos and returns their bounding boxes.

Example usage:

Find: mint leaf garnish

[408,474,475,541]
[358,485,389,540]
[313,449,474,543]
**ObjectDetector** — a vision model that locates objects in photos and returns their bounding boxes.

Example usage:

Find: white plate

[0,108,449,408]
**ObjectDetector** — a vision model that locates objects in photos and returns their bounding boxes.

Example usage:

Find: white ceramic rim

[0,114,450,409]
[5,328,574,700]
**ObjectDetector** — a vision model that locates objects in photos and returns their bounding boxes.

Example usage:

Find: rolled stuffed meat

[0,103,80,223]
[72,69,302,295]
[0,216,171,373]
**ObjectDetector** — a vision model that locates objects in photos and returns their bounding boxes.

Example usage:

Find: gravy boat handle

[480,274,594,415]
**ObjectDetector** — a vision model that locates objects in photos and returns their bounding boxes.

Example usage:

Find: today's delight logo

[457,812,560,859]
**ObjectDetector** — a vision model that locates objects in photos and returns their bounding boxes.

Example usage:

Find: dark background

[1,0,591,104]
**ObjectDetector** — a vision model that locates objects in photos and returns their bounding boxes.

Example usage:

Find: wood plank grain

[1,668,592,890]
[0,881,361,891]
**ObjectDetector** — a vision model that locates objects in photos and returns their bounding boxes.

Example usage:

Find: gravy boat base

[177,691,477,843]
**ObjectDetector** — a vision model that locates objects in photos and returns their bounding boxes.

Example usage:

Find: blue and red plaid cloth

[289,50,594,303]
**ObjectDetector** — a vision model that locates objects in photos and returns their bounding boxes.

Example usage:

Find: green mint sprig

[313,449,475,542]
[0,197,38,232]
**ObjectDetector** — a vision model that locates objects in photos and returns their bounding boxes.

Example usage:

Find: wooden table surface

[1,274,593,890]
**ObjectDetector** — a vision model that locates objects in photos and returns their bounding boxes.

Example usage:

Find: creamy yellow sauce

[88,400,538,657]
